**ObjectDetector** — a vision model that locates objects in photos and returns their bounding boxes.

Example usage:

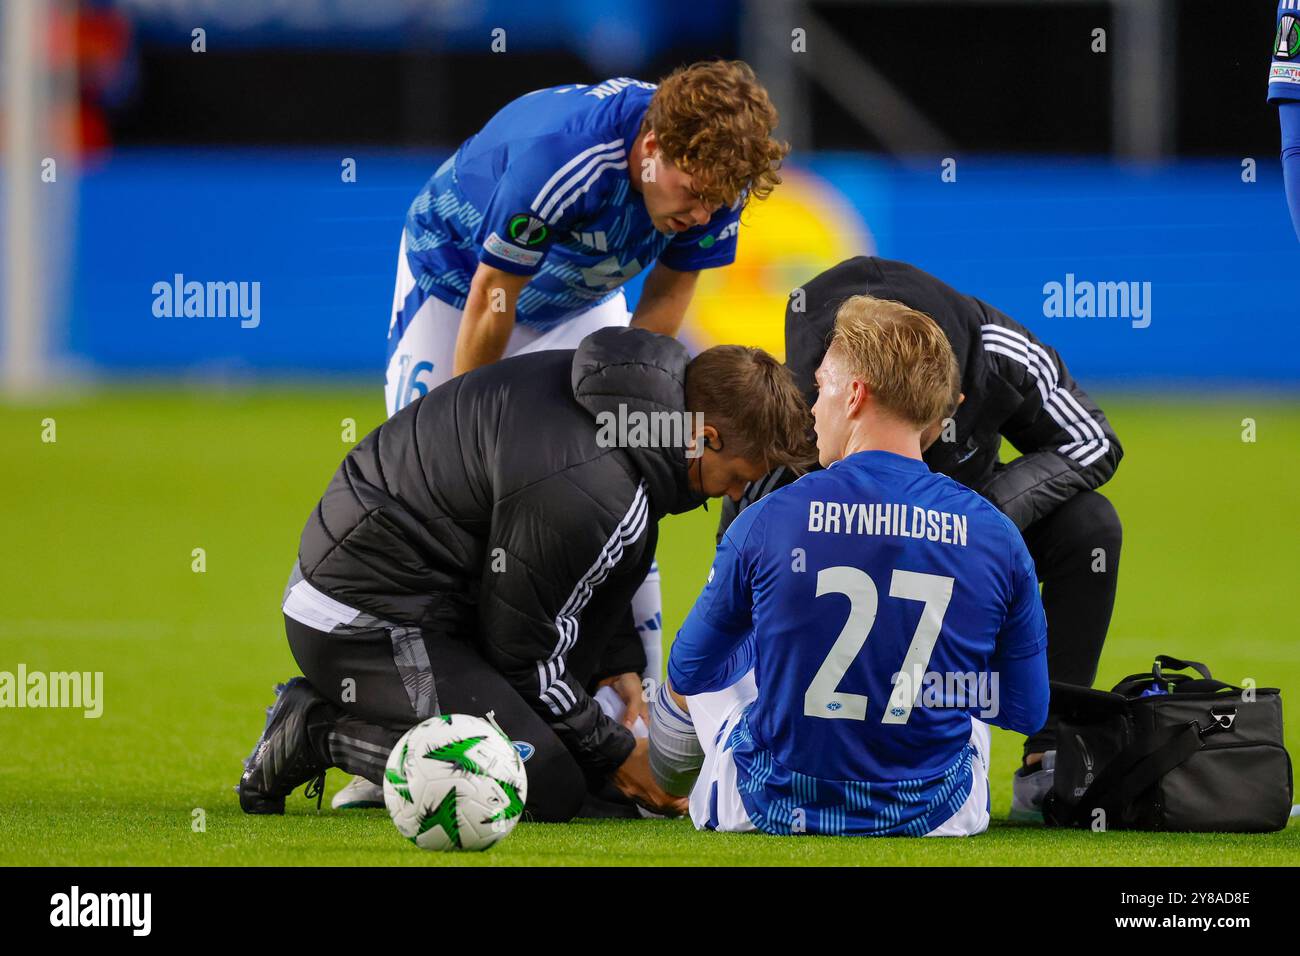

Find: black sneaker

[238,678,334,815]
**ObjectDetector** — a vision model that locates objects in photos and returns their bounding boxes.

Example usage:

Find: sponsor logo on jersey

[580,254,643,290]
[573,230,608,251]
[507,213,550,246]
[698,220,741,249]
[484,231,544,267]
[1277,15,1299,59]
[512,741,535,762]
[1271,62,1300,87]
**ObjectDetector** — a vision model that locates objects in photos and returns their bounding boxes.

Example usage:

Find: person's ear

[847,379,869,417]
[685,421,715,458]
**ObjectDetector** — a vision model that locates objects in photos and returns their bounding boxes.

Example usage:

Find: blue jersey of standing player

[1271,2,1300,240]
[400,78,743,334]
[669,450,1049,837]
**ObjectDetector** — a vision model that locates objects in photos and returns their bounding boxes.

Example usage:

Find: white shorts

[687,674,993,837]
[383,231,633,416]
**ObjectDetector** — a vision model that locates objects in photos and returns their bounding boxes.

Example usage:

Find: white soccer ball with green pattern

[383,714,528,851]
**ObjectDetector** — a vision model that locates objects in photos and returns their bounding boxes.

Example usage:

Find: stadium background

[1,0,1296,865]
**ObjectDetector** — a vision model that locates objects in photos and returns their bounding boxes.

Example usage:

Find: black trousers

[1019,490,1122,756]
[285,615,588,822]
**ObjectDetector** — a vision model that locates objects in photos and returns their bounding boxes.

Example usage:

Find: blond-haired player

[652,297,1050,836]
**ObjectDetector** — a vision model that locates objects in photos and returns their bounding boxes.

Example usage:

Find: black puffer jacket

[297,327,702,773]
[724,256,1122,536]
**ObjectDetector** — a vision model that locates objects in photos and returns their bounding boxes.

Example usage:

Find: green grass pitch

[1,388,1296,866]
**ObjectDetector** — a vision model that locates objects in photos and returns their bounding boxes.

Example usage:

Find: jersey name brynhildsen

[806,500,969,546]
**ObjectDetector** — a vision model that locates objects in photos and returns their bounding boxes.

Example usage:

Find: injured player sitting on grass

[641,296,1050,836]
[236,326,815,823]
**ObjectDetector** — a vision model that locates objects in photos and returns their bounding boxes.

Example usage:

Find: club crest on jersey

[1277,15,1299,59]
[508,213,550,247]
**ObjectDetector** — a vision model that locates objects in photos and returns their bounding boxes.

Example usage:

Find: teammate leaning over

[237,327,813,823]
[1270,1,1300,240]
[652,298,1049,837]
[717,257,1123,821]
[346,63,785,811]
[390,60,783,704]
[385,60,787,414]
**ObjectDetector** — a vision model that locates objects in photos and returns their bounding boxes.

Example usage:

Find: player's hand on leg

[610,738,689,816]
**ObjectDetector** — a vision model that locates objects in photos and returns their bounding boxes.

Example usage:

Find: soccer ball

[383,714,528,851]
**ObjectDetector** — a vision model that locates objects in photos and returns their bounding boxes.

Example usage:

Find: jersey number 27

[804,566,954,726]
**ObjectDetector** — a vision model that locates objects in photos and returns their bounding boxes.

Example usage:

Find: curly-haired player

[384,60,787,416]
[334,62,787,812]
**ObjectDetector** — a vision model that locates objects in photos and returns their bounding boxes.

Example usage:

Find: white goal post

[3,0,50,397]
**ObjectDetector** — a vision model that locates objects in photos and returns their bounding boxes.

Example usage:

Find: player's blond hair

[829,295,961,429]
[644,60,788,208]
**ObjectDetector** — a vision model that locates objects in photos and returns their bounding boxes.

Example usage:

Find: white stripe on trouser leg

[283,577,362,632]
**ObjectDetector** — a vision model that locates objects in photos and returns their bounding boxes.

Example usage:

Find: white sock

[648,683,703,797]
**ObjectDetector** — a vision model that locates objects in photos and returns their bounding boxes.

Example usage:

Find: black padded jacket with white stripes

[724,256,1122,537]
[296,327,704,775]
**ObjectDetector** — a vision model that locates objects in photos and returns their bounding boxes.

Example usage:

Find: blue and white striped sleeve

[475,136,628,275]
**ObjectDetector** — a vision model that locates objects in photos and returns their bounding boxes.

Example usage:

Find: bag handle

[1152,655,1212,682]
[1063,714,1228,828]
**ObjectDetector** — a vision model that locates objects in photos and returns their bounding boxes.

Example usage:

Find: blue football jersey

[398,78,743,334]
[668,451,1049,837]
[1271,1,1300,102]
